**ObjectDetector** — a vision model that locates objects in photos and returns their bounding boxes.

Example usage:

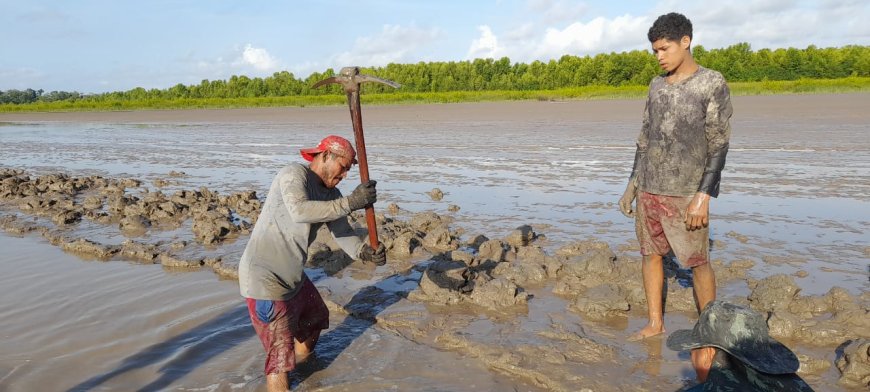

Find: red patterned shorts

[635,191,709,268]
[246,277,329,375]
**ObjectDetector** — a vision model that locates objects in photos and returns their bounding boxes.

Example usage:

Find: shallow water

[1,95,868,391]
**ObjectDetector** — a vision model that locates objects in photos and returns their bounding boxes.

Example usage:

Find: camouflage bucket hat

[666,300,800,375]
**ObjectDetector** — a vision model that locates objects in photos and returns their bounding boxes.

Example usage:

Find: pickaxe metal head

[312,66,400,93]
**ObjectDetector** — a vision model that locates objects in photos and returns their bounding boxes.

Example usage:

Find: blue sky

[1,0,868,93]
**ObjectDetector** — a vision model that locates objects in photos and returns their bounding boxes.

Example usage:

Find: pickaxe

[313,66,400,249]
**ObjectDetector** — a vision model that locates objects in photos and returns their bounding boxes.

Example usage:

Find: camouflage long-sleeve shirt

[635,66,733,197]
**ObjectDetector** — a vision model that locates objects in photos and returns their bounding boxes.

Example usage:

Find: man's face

[320,152,354,188]
[651,37,689,73]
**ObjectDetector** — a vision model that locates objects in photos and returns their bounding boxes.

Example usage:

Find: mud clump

[411,257,530,313]
[505,225,537,248]
[755,276,870,346]
[119,240,159,263]
[120,214,151,234]
[0,215,40,235]
[159,254,204,268]
[413,260,473,304]
[426,188,444,201]
[796,353,831,376]
[61,238,119,260]
[570,284,629,319]
[422,226,459,252]
[468,277,530,310]
[0,170,256,247]
[836,339,870,389]
[748,274,801,312]
[375,211,464,261]
[306,242,354,275]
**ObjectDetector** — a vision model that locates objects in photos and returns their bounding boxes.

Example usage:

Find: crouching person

[667,301,814,391]
[239,135,386,391]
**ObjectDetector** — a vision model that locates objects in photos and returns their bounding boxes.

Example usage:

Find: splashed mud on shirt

[636,66,733,197]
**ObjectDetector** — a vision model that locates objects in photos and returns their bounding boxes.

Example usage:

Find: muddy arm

[631,94,652,185]
[326,216,366,260]
[700,79,733,198]
[279,170,351,224]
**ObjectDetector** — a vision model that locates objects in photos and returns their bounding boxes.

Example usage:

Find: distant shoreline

[1,77,868,116]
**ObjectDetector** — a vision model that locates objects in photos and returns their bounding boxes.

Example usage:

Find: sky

[1,0,868,93]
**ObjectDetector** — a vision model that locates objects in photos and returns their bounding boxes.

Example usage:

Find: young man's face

[651,36,691,73]
[319,152,354,189]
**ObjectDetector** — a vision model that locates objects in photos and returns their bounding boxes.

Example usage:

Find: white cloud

[654,0,870,49]
[466,25,503,59]
[465,0,870,64]
[467,15,649,62]
[330,24,443,67]
[184,44,283,82]
[537,15,649,58]
[238,44,280,72]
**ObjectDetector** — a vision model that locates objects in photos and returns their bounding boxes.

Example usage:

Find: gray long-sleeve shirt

[636,66,733,197]
[239,163,364,300]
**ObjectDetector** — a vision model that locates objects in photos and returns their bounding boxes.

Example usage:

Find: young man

[618,12,732,358]
[239,135,386,391]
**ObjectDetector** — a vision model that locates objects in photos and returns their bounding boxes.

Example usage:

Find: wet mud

[2,167,868,391]
[1,94,868,391]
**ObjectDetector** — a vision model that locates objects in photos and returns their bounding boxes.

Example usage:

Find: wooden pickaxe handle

[313,67,400,249]
[347,90,379,248]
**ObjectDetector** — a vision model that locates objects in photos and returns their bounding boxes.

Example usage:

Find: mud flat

[1,94,868,390]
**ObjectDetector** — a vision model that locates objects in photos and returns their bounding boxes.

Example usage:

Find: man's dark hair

[648,12,693,43]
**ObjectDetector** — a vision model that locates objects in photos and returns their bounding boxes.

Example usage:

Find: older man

[239,135,385,391]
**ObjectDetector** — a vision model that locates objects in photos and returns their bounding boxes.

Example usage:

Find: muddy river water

[1,94,868,391]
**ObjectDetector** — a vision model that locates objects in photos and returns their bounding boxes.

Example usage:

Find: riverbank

[1,77,868,113]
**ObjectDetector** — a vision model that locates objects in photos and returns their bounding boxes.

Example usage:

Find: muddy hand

[360,243,386,266]
[685,192,710,230]
[347,180,377,211]
[619,178,639,218]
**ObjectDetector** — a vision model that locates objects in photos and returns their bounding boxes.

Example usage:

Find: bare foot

[627,323,666,341]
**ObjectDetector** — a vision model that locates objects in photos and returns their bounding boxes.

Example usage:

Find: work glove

[346,180,377,211]
[618,178,638,218]
[359,243,387,266]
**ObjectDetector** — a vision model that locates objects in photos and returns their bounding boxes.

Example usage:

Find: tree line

[2,43,868,105]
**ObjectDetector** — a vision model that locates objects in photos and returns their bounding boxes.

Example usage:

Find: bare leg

[629,254,666,341]
[266,373,290,392]
[690,261,717,379]
[691,262,716,312]
[294,330,321,362]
